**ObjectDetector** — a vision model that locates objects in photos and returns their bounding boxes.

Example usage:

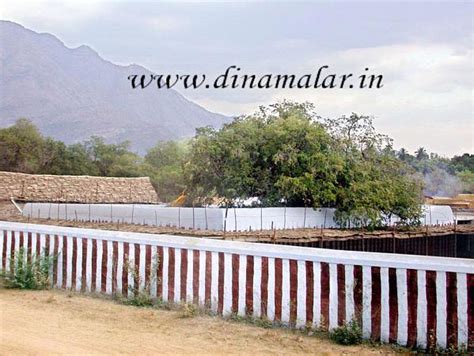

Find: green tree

[185,102,343,207]
[185,102,423,228]
[0,118,45,173]
[143,141,188,202]
[83,136,142,177]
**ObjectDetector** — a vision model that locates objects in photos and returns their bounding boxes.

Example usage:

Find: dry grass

[0,288,400,355]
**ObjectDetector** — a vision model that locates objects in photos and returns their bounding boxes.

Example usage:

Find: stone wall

[0,171,159,203]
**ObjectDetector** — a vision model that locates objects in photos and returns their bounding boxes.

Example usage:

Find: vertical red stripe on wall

[337,264,346,325]
[217,252,225,314]
[426,270,437,349]
[36,233,40,256]
[260,257,268,317]
[232,254,239,313]
[193,250,199,303]
[145,245,151,289]
[71,237,77,290]
[205,251,212,307]
[27,232,32,264]
[245,255,254,315]
[371,267,381,341]
[91,239,97,291]
[305,261,314,325]
[168,247,175,302]
[2,231,6,269]
[112,241,118,294]
[62,236,67,289]
[274,258,283,322]
[157,246,164,298]
[134,244,140,295]
[467,274,474,350]
[10,231,16,264]
[406,269,418,347]
[102,240,108,293]
[320,262,330,330]
[446,272,458,349]
[122,242,128,296]
[353,265,363,325]
[44,234,49,258]
[19,231,24,250]
[388,268,398,343]
[289,259,298,326]
[53,235,59,285]
[180,249,188,301]
[81,238,87,292]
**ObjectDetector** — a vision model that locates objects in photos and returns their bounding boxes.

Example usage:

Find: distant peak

[74,44,99,56]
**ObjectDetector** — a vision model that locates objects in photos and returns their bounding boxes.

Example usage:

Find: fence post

[88,204,91,222]
[155,210,158,226]
[205,206,208,230]
[234,208,237,232]
[178,207,181,228]
[260,207,263,231]
[110,204,113,222]
[131,204,135,224]
[283,206,286,230]
[303,206,307,228]
[224,207,229,235]
[192,204,195,230]
[48,203,52,219]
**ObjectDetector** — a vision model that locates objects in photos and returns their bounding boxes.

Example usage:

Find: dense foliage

[0,248,56,289]
[184,103,424,227]
[1,102,472,228]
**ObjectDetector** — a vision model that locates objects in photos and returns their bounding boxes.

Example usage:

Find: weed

[254,316,273,329]
[180,302,199,318]
[118,253,160,307]
[0,248,57,290]
[329,320,362,346]
[120,290,154,307]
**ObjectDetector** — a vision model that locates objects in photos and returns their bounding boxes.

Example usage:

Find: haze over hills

[0,20,230,153]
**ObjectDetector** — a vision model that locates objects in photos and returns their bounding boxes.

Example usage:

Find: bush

[329,320,362,345]
[120,291,154,307]
[0,248,56,290]
[179,302,199,318]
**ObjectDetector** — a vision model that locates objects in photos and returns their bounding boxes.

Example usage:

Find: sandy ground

[0,288,399,355]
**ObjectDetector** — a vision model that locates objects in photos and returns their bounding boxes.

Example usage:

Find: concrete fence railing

[0,221,472,351]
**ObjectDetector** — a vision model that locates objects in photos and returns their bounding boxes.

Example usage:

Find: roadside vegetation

[1,102,472,228]
[0,248,56,289]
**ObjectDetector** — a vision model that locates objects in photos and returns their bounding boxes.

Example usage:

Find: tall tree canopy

[185,102,424,228]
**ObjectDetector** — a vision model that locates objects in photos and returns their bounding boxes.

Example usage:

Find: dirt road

[0,289,397,355]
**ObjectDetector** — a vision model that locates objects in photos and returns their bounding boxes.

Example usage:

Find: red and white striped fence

[0,221,472,350]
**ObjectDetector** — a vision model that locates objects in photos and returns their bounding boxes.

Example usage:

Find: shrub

[180,302,198,318]
[329,320,362,345]
[0,248,56,290]
[120,291,154,307]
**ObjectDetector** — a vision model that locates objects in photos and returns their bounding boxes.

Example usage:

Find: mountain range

[0,20,230,153]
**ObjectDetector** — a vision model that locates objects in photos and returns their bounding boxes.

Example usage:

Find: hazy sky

[1,0,473,156]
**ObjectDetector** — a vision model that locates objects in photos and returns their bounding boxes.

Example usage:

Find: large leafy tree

[185,102,343,207]
[185,103,424,228]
